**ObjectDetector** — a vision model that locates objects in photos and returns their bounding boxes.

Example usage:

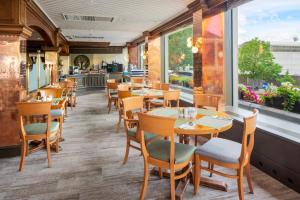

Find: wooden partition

[148,37,161,82]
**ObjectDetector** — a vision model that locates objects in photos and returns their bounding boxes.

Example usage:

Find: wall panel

[148,37,161,81]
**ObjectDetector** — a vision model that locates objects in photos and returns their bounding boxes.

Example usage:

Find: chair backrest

[39,88,64,98]
[16,102,52,137]
[118,90,132,100]
[194,93,221,111]
[138,113,176,162]
[239,109,258,165]
[160,83,170,91]
[163,90,180,107]
[107,82,118,90]
[118,84,129,91]
[131,77,144,84]
[152,81,161,90]
[122,96,144,120]
[107,79,116,83]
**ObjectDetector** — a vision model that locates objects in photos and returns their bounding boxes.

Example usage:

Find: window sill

[178,91,300,144]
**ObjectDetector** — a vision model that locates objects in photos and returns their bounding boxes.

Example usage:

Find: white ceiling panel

[34,0,194,45]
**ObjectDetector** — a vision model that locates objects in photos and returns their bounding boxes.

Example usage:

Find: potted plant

[239,84,263,104]
[277,82,300,112]
[261,84,283,108]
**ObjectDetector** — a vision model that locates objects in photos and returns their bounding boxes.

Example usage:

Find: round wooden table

[131,88,164,99]
[147,107,233,198]
[148,107,232,136]
[119,82,147,89]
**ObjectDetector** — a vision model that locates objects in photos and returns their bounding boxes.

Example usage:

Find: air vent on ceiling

[62,14,114,22]
[65,35,104,40]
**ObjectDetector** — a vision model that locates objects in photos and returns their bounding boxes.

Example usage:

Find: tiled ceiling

[34,0,194,46]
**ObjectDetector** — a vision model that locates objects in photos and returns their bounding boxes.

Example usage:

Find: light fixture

[192,46,199,53]
[187,37,203,54]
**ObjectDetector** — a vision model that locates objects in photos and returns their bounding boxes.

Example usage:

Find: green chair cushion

[51,109,64,117]
[147,140,196,164]
[150,99,164,104]
[127,127,156,141]
[24,122,59,135]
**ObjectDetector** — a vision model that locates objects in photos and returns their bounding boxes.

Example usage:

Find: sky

[238,0,300,44]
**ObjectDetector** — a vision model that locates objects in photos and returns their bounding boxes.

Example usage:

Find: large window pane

[167,26,193,89]
[238,0,300,114]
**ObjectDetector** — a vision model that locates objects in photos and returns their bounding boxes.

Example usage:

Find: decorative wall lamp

[187,37,203,54]
[141,50,148,60]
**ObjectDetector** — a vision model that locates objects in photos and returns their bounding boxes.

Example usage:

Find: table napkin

[196,116,232,130]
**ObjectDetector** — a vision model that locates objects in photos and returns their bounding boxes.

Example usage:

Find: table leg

[151,167,228,199]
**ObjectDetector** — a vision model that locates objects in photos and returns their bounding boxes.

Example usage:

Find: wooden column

[0,0,32,148]
[193,9,203,87]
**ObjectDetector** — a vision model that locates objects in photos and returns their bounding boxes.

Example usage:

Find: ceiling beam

[69,46,123,54]
[68,41,110,48]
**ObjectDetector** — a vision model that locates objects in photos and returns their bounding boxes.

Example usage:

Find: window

[165,26,193,89]
[237,0,300,115]
[138,43,146,69]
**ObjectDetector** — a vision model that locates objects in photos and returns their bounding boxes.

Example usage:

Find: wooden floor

[0,90,299,200]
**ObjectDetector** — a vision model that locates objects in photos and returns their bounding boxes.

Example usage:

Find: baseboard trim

[0,145,20,158]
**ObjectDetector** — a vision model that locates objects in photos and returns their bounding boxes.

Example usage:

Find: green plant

[239,84,263,104]
[277,82,300,111]
[277,71,296,85]
[238,38,282,86]
[261,84,278,101]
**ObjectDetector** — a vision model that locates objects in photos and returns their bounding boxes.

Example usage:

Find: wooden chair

[51,98,67,141]
[131,77,144,84]
[194,93,221,111]
[147,83,170,110]
[122,96,156,164]
[107,82,118,113]
[160,83,170,91]
[194,109,258,200]
[16,102,60,171]
[59,81,76,109]
[163,90,180,107]
[39,88,64,98]
[107,79,116,83]
[193,93,222,145]
[116,90,132,132]
[138,112,196,200]
[151,81,161,90]
[117,84,130,91]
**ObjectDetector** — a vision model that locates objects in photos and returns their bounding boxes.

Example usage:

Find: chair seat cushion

[147,140,196,164]
[24,122,59,135]
[150,99,164,104]
[51,109,64,117]
[127,127,156,141]
[195,138,241,163]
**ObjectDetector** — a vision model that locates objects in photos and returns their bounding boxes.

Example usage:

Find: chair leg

[194,155,201,194]
[194,136,198,146]
[170,169,176,200]
[46,139,52,168]
[108,99,112,113]
[19,140,27,171]
[123,138,130,165]
[59,116,63,140]
[116,113,122,132]
[209,163,214,177]
[237,168,245,200]
[158,167,163,178]
[139,159,149,200]
[55,132,60,153]
[246,163,254,194]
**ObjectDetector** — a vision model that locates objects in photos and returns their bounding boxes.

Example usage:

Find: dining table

[131,88,164,99]
[147,107,233,199]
